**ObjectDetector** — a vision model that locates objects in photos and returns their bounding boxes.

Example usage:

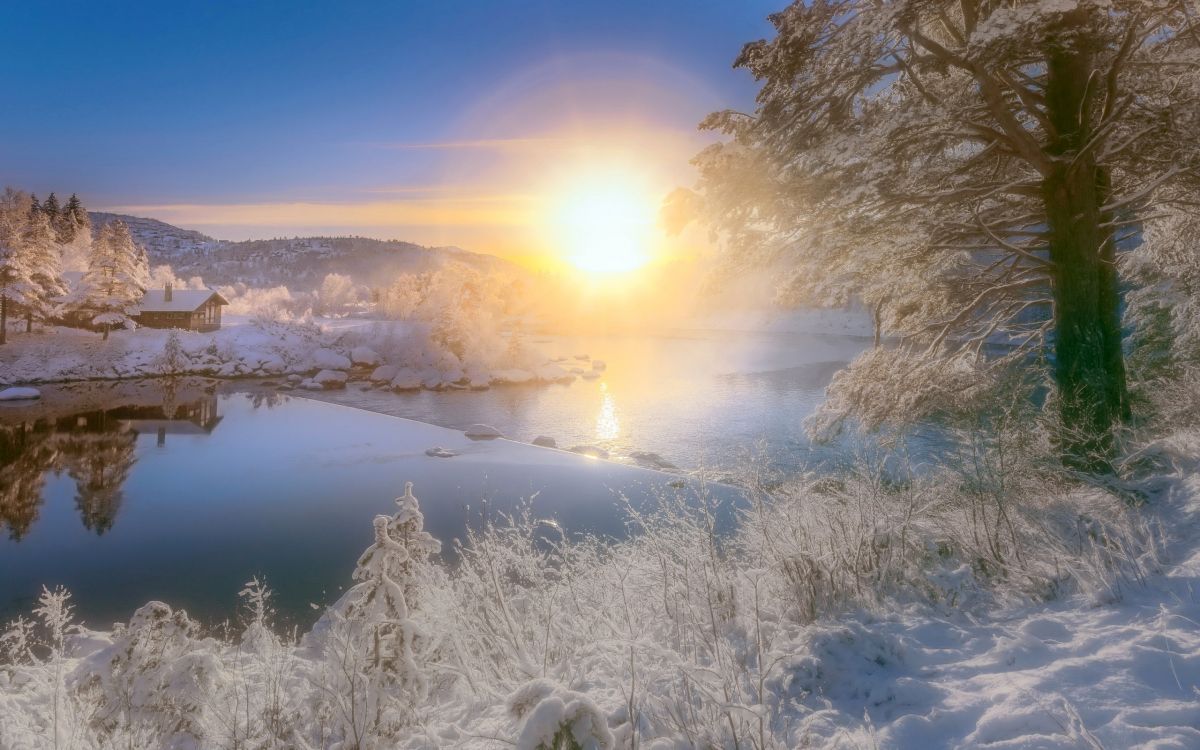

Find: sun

[551,175,655,274]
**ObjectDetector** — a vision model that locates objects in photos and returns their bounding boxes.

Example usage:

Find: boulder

[314,369,348,389]
[424,446,457,458]
[591,360,607,371]
[390,371,423,391]
[568,444,609,460]
[532,435,557,449]
[629,451,678,471]
[465,424,504,439]
[371,364,399,383]
[492,368,535,385]
[350,346,382,366]
[311,348,352,370]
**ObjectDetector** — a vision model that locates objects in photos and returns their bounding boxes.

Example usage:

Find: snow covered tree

[58,193,90,245]
[0,190,36,345]
[69,218,148,339]
[41,192,60,223]
[682,0,1200,466]
[316,271,356,316]
[18,210,67,332]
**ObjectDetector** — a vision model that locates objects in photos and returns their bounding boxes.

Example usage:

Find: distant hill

[89,212,521,290]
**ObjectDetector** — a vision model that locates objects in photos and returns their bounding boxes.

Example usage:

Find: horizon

[3,1,777,269]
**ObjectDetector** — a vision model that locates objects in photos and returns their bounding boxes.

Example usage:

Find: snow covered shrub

[508,679,614,750]
[155,329,188,375]
[81,601,216,744]
[308,483,442,746]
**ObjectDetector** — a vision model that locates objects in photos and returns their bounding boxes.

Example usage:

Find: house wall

[135,300,223,331]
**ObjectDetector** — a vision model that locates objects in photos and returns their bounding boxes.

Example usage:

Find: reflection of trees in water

[0,390,222,539]
[54,415,138,535]
[0,422,57,540]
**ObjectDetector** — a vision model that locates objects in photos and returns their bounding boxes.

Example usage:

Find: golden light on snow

[550,172,656,275]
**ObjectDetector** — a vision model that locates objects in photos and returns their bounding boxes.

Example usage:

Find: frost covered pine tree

[344,483,440,731]
[18,209,67,332]
[71,218,148,340]
[679,0,1200,467]
[0,190,39,345]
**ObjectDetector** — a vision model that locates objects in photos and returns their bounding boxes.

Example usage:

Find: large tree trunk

[1043,32,1130,469]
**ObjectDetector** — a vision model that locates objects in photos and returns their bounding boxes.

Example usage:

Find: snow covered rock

[569,445,609,460]
[574,353,590,361]
[591,360,606,371]
[390,371,423,391]
[629,451,677,471]
[0,387,41,401]
[371,364,399,383]
[424,446,457,458]
[533,435,557,448]
[299,379,323,391]
[535,363,573,383]
[581,370,601,380]
[492,368,535,385]
[465,424,504,439]
[313,369,348,389]
[311,348,351,370]
[350,346,381,366]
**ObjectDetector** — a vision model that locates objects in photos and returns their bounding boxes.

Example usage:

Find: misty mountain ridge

[89,211,519,290]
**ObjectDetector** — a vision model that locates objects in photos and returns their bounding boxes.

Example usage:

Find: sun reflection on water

[595,382,620,442]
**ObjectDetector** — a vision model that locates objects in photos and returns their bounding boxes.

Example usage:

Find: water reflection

[0,390,222,540]
[594,382,620,442]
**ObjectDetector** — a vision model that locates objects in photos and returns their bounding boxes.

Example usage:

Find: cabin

[134,285,228,332]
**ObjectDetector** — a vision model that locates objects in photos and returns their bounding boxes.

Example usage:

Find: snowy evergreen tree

[58,193,90,244]
[69,219,148,339]
[0,191,36,345]
[18,210,66,332]
[41,192,60,223]
[680,0,1200,467]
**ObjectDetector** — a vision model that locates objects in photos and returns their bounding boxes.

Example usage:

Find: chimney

[164,282,173,302]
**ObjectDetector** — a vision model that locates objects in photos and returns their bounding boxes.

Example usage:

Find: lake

[315,328,871,476]
[1,328,868,628]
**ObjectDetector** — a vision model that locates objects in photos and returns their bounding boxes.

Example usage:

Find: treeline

[0,188,149,343]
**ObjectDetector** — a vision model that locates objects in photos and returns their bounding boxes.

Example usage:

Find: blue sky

[0,1,777,258]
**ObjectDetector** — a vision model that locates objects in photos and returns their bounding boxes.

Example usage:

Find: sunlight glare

[552,174,655,274]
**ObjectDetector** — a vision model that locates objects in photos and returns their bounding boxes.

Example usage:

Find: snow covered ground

[0,316,574,391]
[1,419,1197,748]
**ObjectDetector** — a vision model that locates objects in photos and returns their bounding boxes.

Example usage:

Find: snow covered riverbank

[0,316,577,391]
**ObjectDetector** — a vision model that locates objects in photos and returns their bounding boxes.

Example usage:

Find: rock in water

[465,424,504,439]
[314,369,348,389]
[425,447,457,458]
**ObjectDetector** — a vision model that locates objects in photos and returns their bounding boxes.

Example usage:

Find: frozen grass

[2,421,1197,749]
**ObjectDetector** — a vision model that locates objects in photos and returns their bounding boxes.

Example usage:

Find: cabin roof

[137,288,228,313]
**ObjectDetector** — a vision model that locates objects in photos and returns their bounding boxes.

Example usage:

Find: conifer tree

[59,193,89,244]
[18,211,66,332]
[41,192,60,222]
[0,192,36,345]
[69,219,148,340]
